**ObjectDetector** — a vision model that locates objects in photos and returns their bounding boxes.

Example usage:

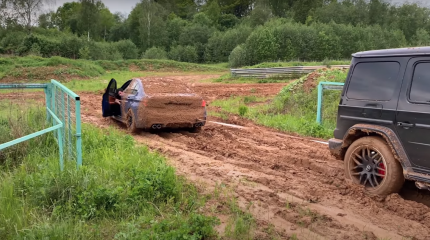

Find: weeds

[210,69,348,139]
[210,182,256,239]
[239,106,248,116]
[248,60,350,69]
[0,56,227,82]
[243,96,257,104]
[0,106,219,239]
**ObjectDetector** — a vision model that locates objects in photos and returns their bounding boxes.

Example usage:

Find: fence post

[316,82,345,125]
[75,98,82,168]
[316,82,323,124]
[67,96,72,160]
[51,85,56,127]
[58,127,64,171]
[61,91,66,160]
[44,84,51,122]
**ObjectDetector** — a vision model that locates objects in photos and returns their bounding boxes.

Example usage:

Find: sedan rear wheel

[126,109,138,133]
[344,136,404,196]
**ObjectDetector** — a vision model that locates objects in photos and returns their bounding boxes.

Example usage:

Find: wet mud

[4,74,430,239]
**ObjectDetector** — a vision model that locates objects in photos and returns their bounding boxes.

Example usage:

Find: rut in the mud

[139,122,430,240]
[4,74,430,239]
[79,88,430,239]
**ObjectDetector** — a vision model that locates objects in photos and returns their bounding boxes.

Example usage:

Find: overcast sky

[46,0,140,15]
[45,0,428,16]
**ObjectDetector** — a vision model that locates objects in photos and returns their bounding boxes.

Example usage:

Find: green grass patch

[213,73,293,84]
[64,71,226,93]
[0,105,221,239]
[0,69,224,93]
[247,60,351,69]
[210,69,348,139]
[0,56,228,82]
[211,182,256,240]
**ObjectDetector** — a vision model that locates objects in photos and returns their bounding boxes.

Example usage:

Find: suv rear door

[396,57,430,172]
[334,58,406,140]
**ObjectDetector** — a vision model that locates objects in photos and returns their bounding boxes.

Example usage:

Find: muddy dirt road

[76,75,430,240]
[4,74,430,239]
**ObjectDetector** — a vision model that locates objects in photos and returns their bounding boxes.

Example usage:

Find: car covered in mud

[102,78,207,133]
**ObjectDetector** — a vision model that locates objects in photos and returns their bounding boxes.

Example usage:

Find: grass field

[0,100,263,239]
[0,104,218,239]
[213,60,350,84]
[0,56,228,82]
[63,71,223,92]
[212,74,293,84]
[246,60,351,69]
[210,69,348,139]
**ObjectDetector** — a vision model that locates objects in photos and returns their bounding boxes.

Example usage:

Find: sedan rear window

[346,62,400,101]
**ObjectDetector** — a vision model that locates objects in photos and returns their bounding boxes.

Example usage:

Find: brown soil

[3,74,430,239]
[303,71,321,93]
[138,77,194,95]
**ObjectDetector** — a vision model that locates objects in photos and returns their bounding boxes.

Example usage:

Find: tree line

[1,0,430,67]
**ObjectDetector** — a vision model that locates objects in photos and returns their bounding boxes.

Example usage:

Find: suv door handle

[397,122,415,128]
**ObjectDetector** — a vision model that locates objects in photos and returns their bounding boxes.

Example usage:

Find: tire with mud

[344,136,404,196]
[126,109,138,133]
[189,127,202,133]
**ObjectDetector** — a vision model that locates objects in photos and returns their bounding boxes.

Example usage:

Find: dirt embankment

[4,74,430,239]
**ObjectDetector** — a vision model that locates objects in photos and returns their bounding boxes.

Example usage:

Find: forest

[1,0,430,67]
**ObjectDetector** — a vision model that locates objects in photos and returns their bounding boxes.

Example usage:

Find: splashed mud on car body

[102,77,207,132]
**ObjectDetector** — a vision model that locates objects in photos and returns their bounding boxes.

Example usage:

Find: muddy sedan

[102,78,207,133]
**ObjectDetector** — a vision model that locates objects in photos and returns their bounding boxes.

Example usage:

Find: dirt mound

[302,71,322,93]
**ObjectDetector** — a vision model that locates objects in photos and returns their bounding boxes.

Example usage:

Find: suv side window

[410,62,430,103]
[346,62,400,101]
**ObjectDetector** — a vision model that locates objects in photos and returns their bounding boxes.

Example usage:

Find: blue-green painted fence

[316,81,345,124]
[0,80,82,170]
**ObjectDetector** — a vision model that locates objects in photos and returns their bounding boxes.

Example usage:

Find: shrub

[59,35,83,59]
[205,26,252,63]
[79,46,90,59]
[115,39,138,59]
[229,44,248,68]
[239,106,248,116]
[168,45,198,63]
[0,31,26,54]
[29,43,42,56]
[87,41,122,61]
[18,34,61,57]
[143,47,168,59]
[244,27,279,65]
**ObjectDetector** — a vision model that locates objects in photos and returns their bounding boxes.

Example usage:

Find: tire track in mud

[133,123,430,240]
[4,75,430,239]
[80,95,430,240]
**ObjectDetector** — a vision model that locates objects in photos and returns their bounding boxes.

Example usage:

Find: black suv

[329,47,430,196]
